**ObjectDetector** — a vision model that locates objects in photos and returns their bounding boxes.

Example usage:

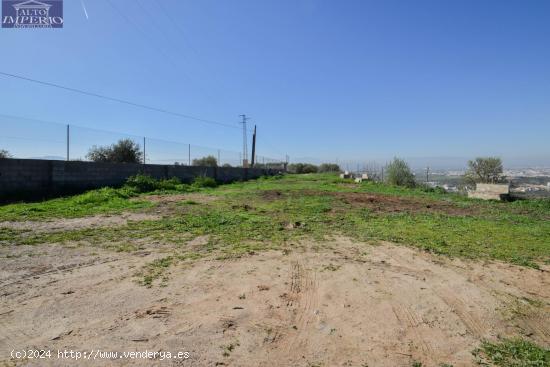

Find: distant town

[420,167,550,198]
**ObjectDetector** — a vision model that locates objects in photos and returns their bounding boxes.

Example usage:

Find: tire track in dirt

[276,259,320,363]
[433,288,487,338]
[392,304,436,364]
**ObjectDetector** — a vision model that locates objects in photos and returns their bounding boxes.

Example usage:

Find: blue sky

[0,0,549,167]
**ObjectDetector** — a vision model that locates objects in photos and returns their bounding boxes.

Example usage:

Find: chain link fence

[0,114,286,169]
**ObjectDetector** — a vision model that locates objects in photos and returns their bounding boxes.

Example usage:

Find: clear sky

[0,0,549,168]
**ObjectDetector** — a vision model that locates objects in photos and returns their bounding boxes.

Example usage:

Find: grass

[2,173,549,268]
[0,174,550,268]
[0,175,219,221]
[0,187,152,221]
[474,338,550,366]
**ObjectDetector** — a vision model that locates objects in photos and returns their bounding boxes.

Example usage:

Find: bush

[0,149,12,159]
[72,187,131,205]
[86,139,142,163]
[385,158,416,188]
[192,176,217,188]
[318,163,341,173]
[125,175,159,192]
[192,155,217,167]
[464,157,504,184]
[288,163,318,174]
[125,175,189,193]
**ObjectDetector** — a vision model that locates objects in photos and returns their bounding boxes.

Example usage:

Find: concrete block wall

[468,183,510,201]
[0,159,279,201]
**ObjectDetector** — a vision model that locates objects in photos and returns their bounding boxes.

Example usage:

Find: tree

[86,139,142,163]
[385,158,416,188]
[192,155,217,167]
[288,163,318,174]
[464,157,504,184]
[318,163,341,173]
[0,149,12,159]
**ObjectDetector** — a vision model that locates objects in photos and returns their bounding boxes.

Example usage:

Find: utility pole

[217,149,221,166]
[143,137,146,164]
[239,114,249,167]
[426,166,430,183]
[250,125,257,167]
[66,124,70,161]
[188,144,191,166]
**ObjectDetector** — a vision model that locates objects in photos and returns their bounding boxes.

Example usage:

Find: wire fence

[0,114,286,169]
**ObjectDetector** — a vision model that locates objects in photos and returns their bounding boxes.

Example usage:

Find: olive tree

[318,163,341,173]
[192,155,218,167]
[464,157,504,184]
[0,149,12,159]
[385,158,416,188]
[288,163,318,174]
[86,139,143,163]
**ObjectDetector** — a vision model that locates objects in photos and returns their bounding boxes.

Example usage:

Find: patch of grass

[0,187,152,221]
[139,256,174,287]
[3,174,549,269]
[192,176,217,188]
[474,338,549,367]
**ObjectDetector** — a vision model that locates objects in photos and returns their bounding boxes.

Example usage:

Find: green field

[1,173,549,268]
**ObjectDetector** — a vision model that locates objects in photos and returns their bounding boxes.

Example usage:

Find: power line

[104,0,219,105]
[0,71,246,131]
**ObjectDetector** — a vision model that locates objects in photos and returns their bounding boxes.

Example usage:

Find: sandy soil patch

[0,213,160,233]
[140,193,219,204]
[0,238,548,367]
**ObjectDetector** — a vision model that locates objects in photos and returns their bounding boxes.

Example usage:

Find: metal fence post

[66,124,70,161]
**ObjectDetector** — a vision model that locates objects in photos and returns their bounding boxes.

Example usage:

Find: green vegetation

[192,155,218,167]
[288,162,319,174]
[2,174,549,269]
[0,187,151,221]
[474,338,549,367]
[318,163,341,173]
[86,138,143,163]
[0,175,217,221]
[464,156,505,185]
[385,157,416,188]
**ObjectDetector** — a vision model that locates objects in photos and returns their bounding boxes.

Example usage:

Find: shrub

[0,149,12,159]
[385,158,416,188]
[72,187,131,205]
[125,175,159,192]
[192,176,217,188]
[464,157,504,184]
[222,163,232,167]
[125,175,189,193]
[288,163,318,174]
[192,155,217,167]
[86,139,142,163]
[318,163,341,173]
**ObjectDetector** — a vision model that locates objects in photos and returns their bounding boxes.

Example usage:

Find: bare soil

[0,213,160,233]
[1,237,548,367]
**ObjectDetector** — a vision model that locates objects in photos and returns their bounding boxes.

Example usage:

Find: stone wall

[0,159,279,201]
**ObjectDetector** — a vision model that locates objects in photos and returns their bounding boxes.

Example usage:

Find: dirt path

[1,238,548,366]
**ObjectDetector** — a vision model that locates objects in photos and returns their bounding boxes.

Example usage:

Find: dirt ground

[1,235,549,367]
